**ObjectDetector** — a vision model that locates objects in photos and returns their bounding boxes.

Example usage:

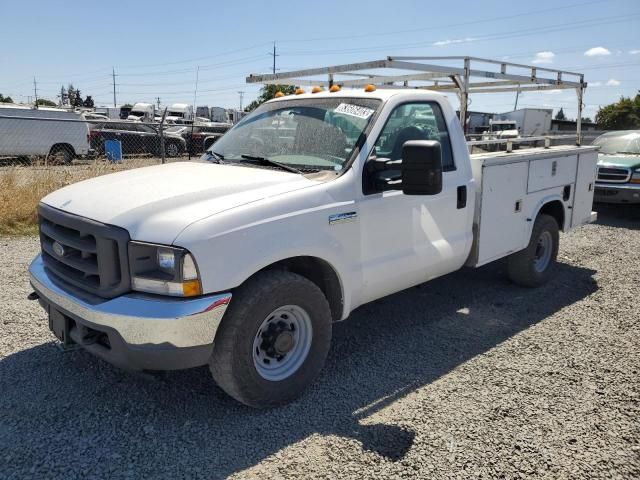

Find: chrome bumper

[29,254,232,349]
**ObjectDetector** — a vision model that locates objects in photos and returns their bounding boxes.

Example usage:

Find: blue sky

[1,0,638,119]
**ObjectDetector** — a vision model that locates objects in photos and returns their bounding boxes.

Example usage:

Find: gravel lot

[0,205,638,479]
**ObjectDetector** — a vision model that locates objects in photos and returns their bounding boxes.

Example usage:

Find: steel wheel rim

[166,143,178,157]
[252,305,313,381]
[534,230,553,273]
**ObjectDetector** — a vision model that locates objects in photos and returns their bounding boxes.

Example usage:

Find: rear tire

[165,142,180,157]
[507,214,559,287]
[49,145,74,165]
[209,270,332,408]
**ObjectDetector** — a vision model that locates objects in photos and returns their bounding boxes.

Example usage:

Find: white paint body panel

[40,89,598,320]
[0,106,90,157]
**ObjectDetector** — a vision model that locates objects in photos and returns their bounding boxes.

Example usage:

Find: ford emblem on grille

[52,242,66,257]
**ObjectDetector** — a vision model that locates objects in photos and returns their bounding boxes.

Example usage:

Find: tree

[244,84,297,112]
[83,96,94,108]
[555,108,566,120]
[581,117,593,123]
[67,84,77,107]
[0,94,14,103]
[73,89,83,107]
[35,98,57,107]
[595,94,640,130]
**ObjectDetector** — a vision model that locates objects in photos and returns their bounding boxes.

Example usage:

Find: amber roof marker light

[364,84,377,92]
[274,91,285,98]
[311,86,323,93]
[295,88,305,95]
[329,85,341,92]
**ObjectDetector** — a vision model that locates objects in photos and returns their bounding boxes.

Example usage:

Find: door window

[372,102,454,170]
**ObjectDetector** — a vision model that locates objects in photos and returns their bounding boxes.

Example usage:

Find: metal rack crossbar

[247,56,587,144]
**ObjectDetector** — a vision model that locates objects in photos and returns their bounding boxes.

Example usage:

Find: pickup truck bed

[468,145,598,267]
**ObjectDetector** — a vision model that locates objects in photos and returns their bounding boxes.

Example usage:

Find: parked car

[29,77,598,408]
[165,123,231,154]
[592,130,640,204]
[90,122,186,157]
[0,105,91,163]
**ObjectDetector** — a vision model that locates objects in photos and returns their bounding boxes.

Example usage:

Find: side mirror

[401,140,443,195]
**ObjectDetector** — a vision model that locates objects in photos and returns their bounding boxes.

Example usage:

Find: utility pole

[33,77,39,108]
[238,91,244,111]
[156,97,161,109]
[112,67,117,107]
[268,41,279,74]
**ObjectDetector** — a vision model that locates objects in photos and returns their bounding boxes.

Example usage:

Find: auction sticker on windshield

[334,103,375,119]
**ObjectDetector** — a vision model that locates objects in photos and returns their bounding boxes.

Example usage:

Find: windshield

[492,123,517,132]
[593,132,640,154]
[204,97,381,171]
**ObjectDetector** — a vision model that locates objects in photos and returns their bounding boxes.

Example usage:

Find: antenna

[112,67,117,107]
[238,91,245,111]
[268,41,279,74]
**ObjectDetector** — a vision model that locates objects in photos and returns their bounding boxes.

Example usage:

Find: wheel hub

[259,321,296,359]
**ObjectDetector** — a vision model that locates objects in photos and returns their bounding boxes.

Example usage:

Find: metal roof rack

[247,56,587,144]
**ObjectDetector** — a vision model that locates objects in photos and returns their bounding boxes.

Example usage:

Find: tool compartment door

[477,161,529,265]
[527,155,578,193]
[571,150,598,228]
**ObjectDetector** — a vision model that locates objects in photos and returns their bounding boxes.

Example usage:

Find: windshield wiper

[204,150,225,163]
[240,154,303,174]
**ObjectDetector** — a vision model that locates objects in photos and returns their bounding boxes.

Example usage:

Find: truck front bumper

[29,255,232,371]
[594,183,640,204]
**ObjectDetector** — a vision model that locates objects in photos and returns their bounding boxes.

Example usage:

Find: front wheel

[209,270,332,408]
[164,142,181,157]
[507,213,559,287]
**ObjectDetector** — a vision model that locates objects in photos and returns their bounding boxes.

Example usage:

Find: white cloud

[589,81,602,87]
[432,37,476,46]
[542,89,563,95]
[584,47,611,57]
[532,51,555,64]
[606,79,620,86]
[630,49,640,55]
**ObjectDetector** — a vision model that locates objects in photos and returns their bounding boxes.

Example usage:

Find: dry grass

[0,159,170,235]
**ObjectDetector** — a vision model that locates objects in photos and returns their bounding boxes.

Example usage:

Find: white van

[0,105,91,163]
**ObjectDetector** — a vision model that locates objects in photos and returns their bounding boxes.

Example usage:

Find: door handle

[457,185,467,209]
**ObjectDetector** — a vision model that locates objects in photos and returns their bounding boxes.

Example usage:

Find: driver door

[357,101,473,304]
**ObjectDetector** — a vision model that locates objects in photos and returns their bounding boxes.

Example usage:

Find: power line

[276,0,610,44]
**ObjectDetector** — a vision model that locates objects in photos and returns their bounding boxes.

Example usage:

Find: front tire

[507,214,559,287]
[210,270,332,408]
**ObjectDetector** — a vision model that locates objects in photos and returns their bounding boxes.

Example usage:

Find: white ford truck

[29,57,598,408]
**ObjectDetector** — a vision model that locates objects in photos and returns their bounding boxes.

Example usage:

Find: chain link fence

[0,108,232,167]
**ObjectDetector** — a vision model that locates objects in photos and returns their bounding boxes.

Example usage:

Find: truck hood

[597,153,640,169]
[41,162,316,245]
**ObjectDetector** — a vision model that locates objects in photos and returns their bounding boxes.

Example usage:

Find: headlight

[631,169,640,184]
[128,242,202,297]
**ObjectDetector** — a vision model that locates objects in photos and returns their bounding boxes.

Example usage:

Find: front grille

[38,204,131,298]
[597,166,631,183]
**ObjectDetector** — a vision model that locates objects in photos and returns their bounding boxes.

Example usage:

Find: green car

[593,130,640,204]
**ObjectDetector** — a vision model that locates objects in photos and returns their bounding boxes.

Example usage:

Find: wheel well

[49,143,76,157]
[258,256,343,321]
[538,200,564,230]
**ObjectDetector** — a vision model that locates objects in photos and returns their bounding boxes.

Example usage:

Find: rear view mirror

[401,140,443,195]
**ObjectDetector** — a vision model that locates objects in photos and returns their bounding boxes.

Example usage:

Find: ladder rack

[247,56,587,144]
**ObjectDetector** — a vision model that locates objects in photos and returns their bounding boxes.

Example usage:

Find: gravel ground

[0,205,638,479]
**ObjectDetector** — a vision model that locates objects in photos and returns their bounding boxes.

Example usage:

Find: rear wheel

[507,214,559,287]
[209,270,332,408]
[48,145,74,165]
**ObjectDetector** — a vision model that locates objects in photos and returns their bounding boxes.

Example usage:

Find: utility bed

[467,145,598,267]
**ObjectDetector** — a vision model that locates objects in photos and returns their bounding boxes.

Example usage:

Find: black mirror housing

[401,140,443,195]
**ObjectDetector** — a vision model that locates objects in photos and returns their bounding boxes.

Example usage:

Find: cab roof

[265,87,446,104]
